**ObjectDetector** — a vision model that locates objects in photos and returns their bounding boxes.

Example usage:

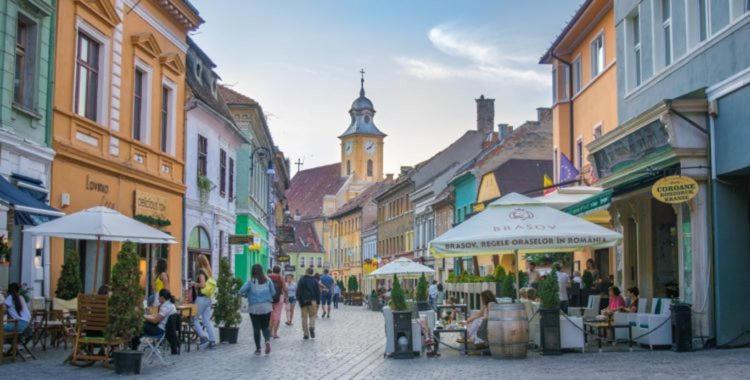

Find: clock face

[365,140,376,155]
[344,141,353,155]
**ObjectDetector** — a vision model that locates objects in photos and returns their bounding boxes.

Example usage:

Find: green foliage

[416,273,429,302]
[55,248,82,300]
[446,272,457,283]
[501,273,515,298]
[493,265,507,282]
[538,270,560,309]
[0,235,10,261]
[524,252,572,268]
[213,257,242,328]
[347,275,359,292]
[106,242,143,342]
[518,271,529,288]
[197,175,213,205]
[133,214,171,227]
[389,275,408,311]
[337,280,346,293]
[582,271,594,289]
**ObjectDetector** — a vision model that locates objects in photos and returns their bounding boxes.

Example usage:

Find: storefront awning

[563,189,613,216]
[0,175,63,225]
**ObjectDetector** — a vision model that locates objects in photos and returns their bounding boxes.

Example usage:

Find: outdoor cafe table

[584,319,633,352]
[433,326,468,355]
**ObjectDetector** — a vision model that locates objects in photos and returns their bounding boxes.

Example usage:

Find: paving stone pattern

[2,306,749,379]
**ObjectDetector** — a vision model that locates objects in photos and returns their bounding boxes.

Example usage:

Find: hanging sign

[228,235,254,245]
[277,254,291,263]
[652,176,699,204]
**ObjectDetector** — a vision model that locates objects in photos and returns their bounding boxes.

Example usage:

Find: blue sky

[190,0,583,175]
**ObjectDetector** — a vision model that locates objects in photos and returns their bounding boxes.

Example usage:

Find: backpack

[200,270,217,298]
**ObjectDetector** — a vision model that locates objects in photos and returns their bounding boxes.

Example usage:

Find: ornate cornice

[149,0,204,31]
[75,0,121,29]
[160,52,185,75]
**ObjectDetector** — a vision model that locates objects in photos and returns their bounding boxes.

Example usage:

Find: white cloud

[397,25,547,85]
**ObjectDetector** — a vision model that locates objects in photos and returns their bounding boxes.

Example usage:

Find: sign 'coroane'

[651,176,699,204]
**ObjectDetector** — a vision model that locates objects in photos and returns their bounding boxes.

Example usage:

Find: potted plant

[389,274,408,312]
[197,175,213,206]
[415,273,430,311]
[106,242,144,374]
[214,257,242,344]
[54,248,83,311]
[348,275,362,306]
[537,269,561,355]
[369,289,380,311]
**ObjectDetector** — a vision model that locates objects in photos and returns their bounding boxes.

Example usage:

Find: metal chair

[141,331,169,366]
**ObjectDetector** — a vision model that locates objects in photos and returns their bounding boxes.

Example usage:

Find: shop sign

[284,265,295,272]
[134,190,167,219]
[276,225,295,243]
[652,176,699,204]
[228,234,254,245]
[277,254,290,263]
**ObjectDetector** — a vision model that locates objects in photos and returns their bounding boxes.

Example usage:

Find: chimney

[476,95,495,134]
[400,166,413,176]
[293,209,301,221]
[385,173,394,181]
[537,107,552,123]
[498,124,513,140]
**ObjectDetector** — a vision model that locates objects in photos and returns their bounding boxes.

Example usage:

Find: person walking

[268,266,287,339]
[240,264,276,355]
[191,254,217,349]
[296,267,320,339]
[428,280,438,309]
[285,274,297,326]
[319,269,334,318]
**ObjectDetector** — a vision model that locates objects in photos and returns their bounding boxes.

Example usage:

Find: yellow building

[50,0,201,295]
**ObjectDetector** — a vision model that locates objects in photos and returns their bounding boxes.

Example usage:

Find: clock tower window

[367,159,373,177]
[346,160,351,175]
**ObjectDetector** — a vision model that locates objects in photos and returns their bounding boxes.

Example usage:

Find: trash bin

[671,302,692,352]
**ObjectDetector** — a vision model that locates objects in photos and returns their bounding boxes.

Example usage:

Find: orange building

[49,0,201,295]
[540,0,616,275]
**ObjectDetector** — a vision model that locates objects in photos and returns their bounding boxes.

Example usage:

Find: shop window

[188,226,211,280]
[75,31,101,121]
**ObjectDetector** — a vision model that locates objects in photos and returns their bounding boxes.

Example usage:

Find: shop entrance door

[651,199,679,298]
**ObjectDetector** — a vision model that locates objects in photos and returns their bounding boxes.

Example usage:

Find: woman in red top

[603,286,626,316]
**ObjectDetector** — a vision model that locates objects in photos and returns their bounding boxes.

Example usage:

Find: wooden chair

[0,305,19,364]
[71,294,119,367]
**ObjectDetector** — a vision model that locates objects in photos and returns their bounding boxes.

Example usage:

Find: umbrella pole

[514,249,520,301]
[92,236,100,293]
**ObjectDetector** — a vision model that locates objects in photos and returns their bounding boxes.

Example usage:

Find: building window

[219,230,224,258]
[14,16,37,110]
[219,149,227,197]
[346,160,351,175]
[553,148,559,182]
[551,65,558,103]
[575,139,583,169]
[631,11,642,87]
[75,32,100,121]
[300,257,305,267]
[133,69,145,141]
[590,33,604,77]
[160,85,171,152]
[228,157,235,199]
[317,257,322,267]
[197,134,207,177]
[367,159,373,177]
[699,0,709,42]
[572,56,581,94]
[594,125,603,140]
[661,0,673,66]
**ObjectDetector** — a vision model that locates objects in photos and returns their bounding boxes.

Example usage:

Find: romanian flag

[543,174,555,195]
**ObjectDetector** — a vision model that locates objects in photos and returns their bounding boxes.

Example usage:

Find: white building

[184,39,249,279]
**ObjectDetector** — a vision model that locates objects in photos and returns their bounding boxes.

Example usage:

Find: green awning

[563,189,613,216]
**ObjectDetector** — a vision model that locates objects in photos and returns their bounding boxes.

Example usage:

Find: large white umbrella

[430,193,621,294]
[25,206,176,291]
[368,258,435,279]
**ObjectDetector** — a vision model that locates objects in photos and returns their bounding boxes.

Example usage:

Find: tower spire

[359,68,365,97]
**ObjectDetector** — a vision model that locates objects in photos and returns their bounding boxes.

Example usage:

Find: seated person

[462,290,496,346]
[131,289,177,349]
[624,287,640,313]
[3,283,30,332]
[602,286,626,317]
[442,297,459,322]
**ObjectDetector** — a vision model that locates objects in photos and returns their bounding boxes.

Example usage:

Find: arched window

[367,159,373,177]
[188,226,212,279]
[346,160,351,175]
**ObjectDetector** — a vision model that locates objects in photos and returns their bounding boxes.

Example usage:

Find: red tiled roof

[217,85,258,106]
[283,220,323,253]
[286,163,345,219]
[331,179,393,218]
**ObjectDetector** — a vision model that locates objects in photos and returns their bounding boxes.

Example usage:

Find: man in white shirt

[555,263,570,314]
[527,262,540,286]
[428,281,438,309]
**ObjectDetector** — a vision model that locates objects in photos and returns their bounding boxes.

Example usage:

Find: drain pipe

[552,54,575,179]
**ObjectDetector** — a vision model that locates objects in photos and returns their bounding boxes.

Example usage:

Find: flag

[543,174,554,195]
[559,153,580,183]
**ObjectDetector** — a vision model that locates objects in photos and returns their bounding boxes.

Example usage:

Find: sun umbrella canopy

[430,193,621,258]
[24,206,176,244]
[368,258,435,279]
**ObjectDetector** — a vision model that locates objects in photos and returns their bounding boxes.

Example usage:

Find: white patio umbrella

[368,258,435,279]
[429,193,621,295]
[25,206,177,291]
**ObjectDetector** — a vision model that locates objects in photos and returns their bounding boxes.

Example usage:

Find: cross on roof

[294,158,304,173]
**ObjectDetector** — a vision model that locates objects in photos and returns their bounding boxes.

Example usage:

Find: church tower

[339,70,386,182]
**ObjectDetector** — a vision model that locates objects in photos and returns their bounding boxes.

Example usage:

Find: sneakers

[327,313,331,319]
[310,328,315,339]
[208,341,216,349]
[265,342,271,355]
[321,311,327,318]
[199,337,209,349]
[254,349,261,356]
[303,335,309,340]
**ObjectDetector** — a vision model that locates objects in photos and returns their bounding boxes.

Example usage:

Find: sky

[189,0,584,176]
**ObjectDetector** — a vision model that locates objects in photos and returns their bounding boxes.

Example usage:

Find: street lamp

[250,145,276,177]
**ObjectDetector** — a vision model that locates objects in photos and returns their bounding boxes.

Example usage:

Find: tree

[538,270,560,309]
[416,273,429,302]
[106,242,143,343]
[493,265,507,282]
[501,272,515,299]
[55,248,82,300]
[213,257,242,328]
[347,275,359,293]
[389,274,407,311]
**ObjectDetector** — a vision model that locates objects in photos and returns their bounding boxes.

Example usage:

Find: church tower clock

[339,70,386,182]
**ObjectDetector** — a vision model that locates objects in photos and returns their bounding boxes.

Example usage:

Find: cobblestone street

[3,305,750,379]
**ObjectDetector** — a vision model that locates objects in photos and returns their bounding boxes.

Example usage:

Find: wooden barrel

[487,302,529,358]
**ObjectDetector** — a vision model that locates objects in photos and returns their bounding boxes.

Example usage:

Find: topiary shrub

[347,275,359,293]
[213,257,242,328]
[389,274,407,311]
[493,265,507,282]
[538,270,560,309]
[501,273,515,299]
[56,248,83,300]
[106,242,143,343]
[416,273,429,302]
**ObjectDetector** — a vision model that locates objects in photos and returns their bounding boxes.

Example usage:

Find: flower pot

[539,307,561,355]
[219,326,240,344]
[113,350,143,375]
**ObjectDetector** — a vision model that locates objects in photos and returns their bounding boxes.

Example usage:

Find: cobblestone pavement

[3,306,749,379]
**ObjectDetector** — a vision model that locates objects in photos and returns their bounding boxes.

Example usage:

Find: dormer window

[195,62,203,83]
[364,115,371,123]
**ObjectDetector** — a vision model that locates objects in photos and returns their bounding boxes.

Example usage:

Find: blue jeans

[193,296,216,343]
[4,319,28,332]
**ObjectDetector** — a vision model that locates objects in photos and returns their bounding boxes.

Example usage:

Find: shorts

[320,292,332,305]
[287,296,296,304]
